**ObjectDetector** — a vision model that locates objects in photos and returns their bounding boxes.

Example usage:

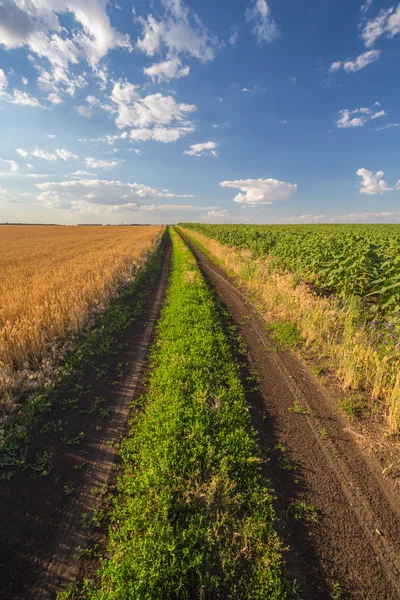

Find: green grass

[270,321,301,349]
[78,228,287,600]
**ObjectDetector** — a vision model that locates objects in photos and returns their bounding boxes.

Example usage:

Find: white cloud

[229,27,239,46]
[220,178,297,205]
[111,81,139,105]
[26,162,34,169]
[31,147,79,161]
[246,0,280,43]
[55,148,79,160]
[329,61,342,73]
[0,87,43,107]
[361,0,373,14]
[48,134,56,138]
[21,76,28,85]
[85,157,124,169]
[143,58,190,82]
[71,170,96,176]
[336,105,386,128]
[26,173,52,178]
[0,158,19,172]
[375,122,400,131]
[0,69,8,91]
[0,0,132,104]
[357,168,393,194]
[330,50,380,73]
[207,209,228,219]
[16,148,29,157]
[75,105,92,118]
[48,92,62,104]
[136,0,218,63]
[129,125,195,143]
[35,177,194,210]
[370,110,387,119]
[113,91,196,129]
[345,50,380,72]
[184,141,219,157]
[362,5,400,47]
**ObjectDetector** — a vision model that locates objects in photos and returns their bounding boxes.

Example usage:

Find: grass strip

[79,228,287,600]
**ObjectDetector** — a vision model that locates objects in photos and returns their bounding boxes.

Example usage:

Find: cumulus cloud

[109,84,197,143]
[362,5,400,47]
[336,105,386,128]
[16,148,29,157]
[75,105,92,117]
[184,141,218,157]
[48,92,62,104]
[357,168,394,194]
[143,58,190,82]
[220,178,297,205]
[246,0,280,43]
[85,157,124,169]
[0,0,132,104]
[136,0,218,63]
[329,50,380,73]
[112,90,196,129]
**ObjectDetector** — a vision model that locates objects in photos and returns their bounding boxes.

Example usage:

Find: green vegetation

[80,228,287,600]
[270,321,301,349]
[181,223,400,321]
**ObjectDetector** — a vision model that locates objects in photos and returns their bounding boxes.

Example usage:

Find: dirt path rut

[183,232,400,600]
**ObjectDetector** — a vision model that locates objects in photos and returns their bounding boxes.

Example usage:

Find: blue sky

[0,0,400,224]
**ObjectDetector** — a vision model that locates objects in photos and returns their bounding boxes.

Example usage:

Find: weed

[288,400,311,415]
[291,500,318,524]
[61,431,85,445]
[319,429,329,439]
[339,397,366,419]
[330,582,343,599]
[31,451,54,478]
[81,513,92,530]
[270,321,301,349]
[63,482,75,496]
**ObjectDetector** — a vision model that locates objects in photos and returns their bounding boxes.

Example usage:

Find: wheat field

[0,225,163,406]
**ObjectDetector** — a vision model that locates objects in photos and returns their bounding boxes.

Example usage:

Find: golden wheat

[0,225,163,405]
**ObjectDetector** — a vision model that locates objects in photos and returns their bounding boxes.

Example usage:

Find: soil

[0,237,171,600]
[182,232,400,600]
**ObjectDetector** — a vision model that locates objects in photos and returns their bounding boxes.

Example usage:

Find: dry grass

[181,227,400,434]
[0,225,163,407]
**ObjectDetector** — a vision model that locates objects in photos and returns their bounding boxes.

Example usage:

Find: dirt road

[0,238,171,600]
[182,231,400,600]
